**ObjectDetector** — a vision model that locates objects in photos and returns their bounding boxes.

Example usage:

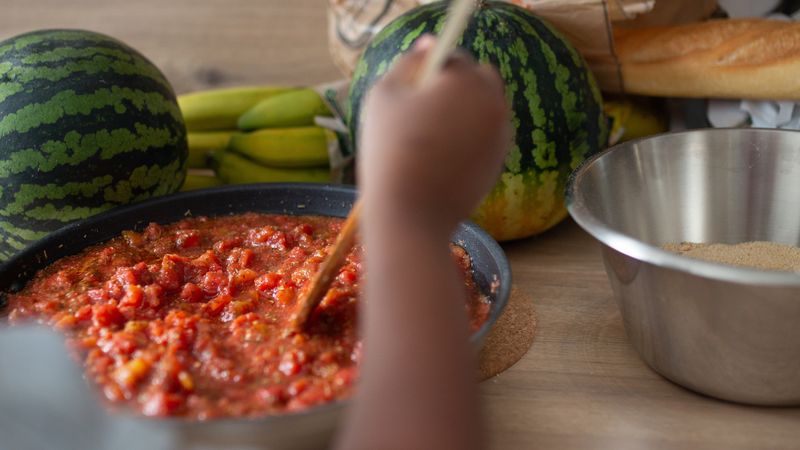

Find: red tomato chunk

[6,213,490,419]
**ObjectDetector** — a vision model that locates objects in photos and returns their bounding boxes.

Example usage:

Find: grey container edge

[566,128,800,406]
[0,182,512,449]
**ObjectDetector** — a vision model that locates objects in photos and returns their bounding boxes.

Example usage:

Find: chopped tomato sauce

[6,213,490,419]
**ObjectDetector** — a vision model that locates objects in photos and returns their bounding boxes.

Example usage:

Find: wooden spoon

[289,0,477,332]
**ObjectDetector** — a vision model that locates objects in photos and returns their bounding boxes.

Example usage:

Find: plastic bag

[327,0,716,93]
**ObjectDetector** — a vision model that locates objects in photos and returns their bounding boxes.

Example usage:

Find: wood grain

[2,1,800,448]
[0,0,342,94]
[484,219,800,450]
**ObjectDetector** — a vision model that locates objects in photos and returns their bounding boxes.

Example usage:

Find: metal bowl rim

[566,127,800,287]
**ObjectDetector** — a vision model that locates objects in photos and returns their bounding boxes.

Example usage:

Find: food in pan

[5,213,490,419]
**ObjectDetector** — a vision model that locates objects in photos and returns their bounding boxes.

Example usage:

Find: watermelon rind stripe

[0,220,48,241]
[4,53,171,91]
[0,30,120,58]
[0,123,180,178]
[369,7,432,48]
[1,158,184,228]
[0,119,187,190]
[7,49,171,91]
[0,86,181,139]
[0,82,23,104]
[2,175,115,217]
[1,150,184,217]
[20,45,149,65]
[0,68,179,137]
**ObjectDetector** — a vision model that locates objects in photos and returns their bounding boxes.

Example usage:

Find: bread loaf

[614,19,800,99]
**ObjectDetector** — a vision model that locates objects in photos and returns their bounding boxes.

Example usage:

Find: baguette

[614,19,800,100]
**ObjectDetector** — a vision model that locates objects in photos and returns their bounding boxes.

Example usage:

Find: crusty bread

[614,19,800,99]
[612,0,717,28]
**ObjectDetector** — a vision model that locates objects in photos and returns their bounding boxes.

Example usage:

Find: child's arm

[335,36,509,450]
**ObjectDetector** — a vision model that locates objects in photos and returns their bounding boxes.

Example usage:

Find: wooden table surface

[3,1,800,449]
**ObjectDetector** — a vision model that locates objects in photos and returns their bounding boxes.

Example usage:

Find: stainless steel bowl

[566,128,800,406]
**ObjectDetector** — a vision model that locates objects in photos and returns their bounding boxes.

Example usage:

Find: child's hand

[340,36,507,450]
[358,35,510,235]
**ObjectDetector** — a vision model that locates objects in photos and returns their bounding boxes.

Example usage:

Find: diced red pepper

[247,226,276,244]
[337,268,358,285]
[175,229,200,249]
[254,272,281,292]
[257,385,286,405]
[144,284,164,309]
[279,349,307,377]
[180,282,204,303]
[141,391,184,417]
[205,294,232,316]
[157,254,187,291]
[226,248,256,270]
[200,270,227,295]
[274,285,295,304]
[74,305,93,322]
[213,237,243,253]
[52,312,77,330]
[119,284,144,308]
[192,250,223,274]
[92,304,125,328]
[143,222,163,241]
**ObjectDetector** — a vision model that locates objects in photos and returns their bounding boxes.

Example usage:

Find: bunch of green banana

[178,86,335,190]
[238,88,332,130]
[179,86,291,131]
[186,131,235,168]
[211,151,329,184]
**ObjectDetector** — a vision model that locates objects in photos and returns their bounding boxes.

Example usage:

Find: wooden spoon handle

[416,0,477,85]
[289,200,362,330]
[290,0,477,332]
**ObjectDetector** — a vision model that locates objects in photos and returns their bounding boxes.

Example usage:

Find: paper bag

[327,0,716,93]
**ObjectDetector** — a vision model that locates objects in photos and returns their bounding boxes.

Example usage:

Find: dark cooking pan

[0,183,511,449]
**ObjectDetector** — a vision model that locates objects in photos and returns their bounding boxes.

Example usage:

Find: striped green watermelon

[0,29,187,261]
[347,1,607,241]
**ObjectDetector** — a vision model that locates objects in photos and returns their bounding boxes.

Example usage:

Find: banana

[187,131,235,168]
[237,88,332,131]
[604,96,668,143]
[228,126,330,168]
[212,150,330,184]
[181,172,224,191]
[179,86,292,131]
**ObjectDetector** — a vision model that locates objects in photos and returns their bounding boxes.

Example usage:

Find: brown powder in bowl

[662,241,800,273]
